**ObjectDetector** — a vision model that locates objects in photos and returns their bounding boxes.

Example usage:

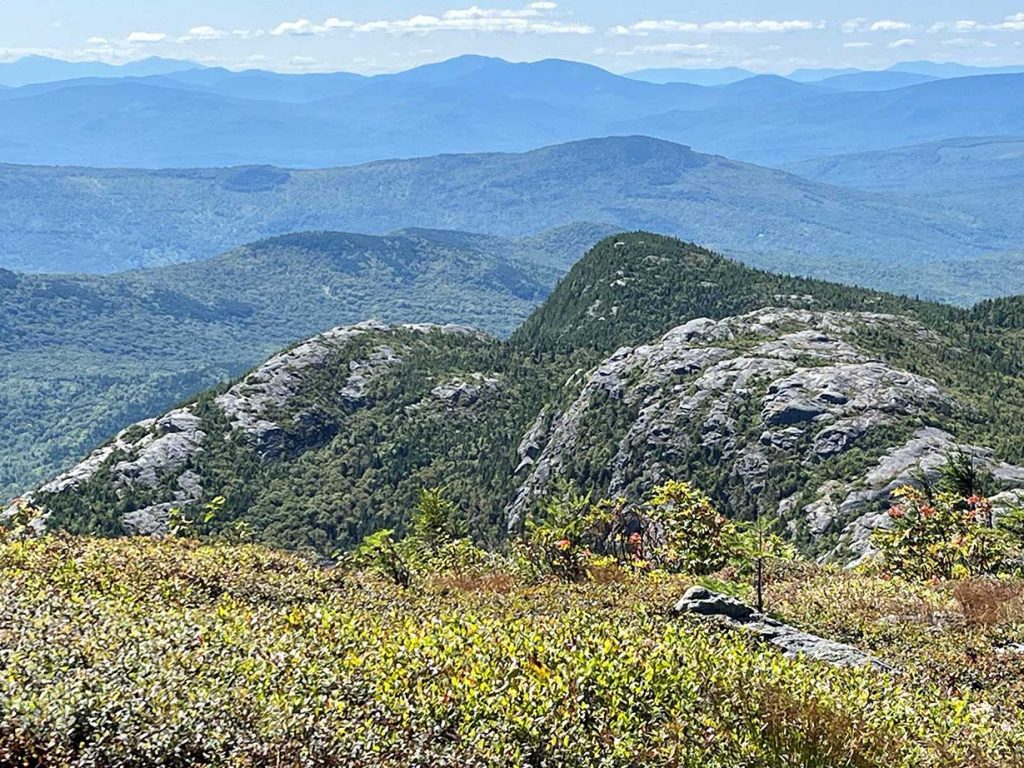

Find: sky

[2,1,1024,74]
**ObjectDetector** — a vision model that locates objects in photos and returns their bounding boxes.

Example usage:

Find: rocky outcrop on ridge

[802,427,1024,561]
[24,322,489,536]
[506,308,1024,557]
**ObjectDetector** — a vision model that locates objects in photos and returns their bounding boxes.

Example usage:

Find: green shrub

[350,528,411,587]
[873,486,1016,579]
[522,480,744,581]
[641,480,740,574]
[522,482,596,582]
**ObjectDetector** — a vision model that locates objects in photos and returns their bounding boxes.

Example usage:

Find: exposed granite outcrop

[110,409,206,489]
[215,323,398,453]
[505,308,1015,558]
[29,322,486,536]
[429,374,503,408]
[674,587,893,671]
[804,427,1024,561]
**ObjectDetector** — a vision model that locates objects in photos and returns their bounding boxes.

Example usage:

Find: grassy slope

[2,535,1022,767]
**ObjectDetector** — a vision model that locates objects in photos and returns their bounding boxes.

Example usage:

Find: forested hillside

[0,229,579,499]
[0,137,1015,307]
[27,234,1024,559]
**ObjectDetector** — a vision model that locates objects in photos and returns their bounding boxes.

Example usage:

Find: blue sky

[3,1,1024,73]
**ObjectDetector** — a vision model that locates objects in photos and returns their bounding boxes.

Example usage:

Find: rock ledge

[674,586,894,672]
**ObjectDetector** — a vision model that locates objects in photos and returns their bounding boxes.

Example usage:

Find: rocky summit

[507,307,1024,558]
[17,234,1024,561]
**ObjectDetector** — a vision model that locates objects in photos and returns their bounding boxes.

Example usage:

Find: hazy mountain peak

[0,55,203,87]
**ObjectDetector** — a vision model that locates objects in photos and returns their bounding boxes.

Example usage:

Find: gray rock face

[811,427,1024,561]
[32,322,488,535]
[992,490,1024,522]
[122,504,176,537]
[111,409,206,489]
[214,321,486,454]
[215,324,386,453]
[674,587,892,671]
[515,409,551,477]
[429,374,503,408]
[507,308,959,548]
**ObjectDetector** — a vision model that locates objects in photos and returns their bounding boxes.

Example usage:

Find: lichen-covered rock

[514,409,552,476]
[992,489,1024,521]
[122,503,177,537]
[111,409,206,489]
[809,427,1024,561]
[215,323,391,453]
[507,308,959,550]
[674,587,893,671]
[429,375,503,408]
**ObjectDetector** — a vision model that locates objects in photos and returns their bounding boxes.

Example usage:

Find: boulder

[430,374,502,408]
[674,587,893,671]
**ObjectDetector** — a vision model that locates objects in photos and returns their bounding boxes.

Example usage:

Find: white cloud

[843,41,872,48]
[611,18,824,36]
[179,25,260,42]
[629,42,716,54]
[704,20,824,33]
[86,36,109,45]
[931,12,1024,33]
[942,37,997,48]
[611,20,698,35]
[271,4,592,37]
[869,20,911,32]
[183,25,226,40]
[322,18,356,31]
[844,18,911,33]
[127,31,166,44]
[271,18,317,36]
[889,38,917,48]
[995,12,1024,30]
[290,56,316,65]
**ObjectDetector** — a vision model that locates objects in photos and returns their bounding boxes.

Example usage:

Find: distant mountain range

[0,55,202,87]
[0,135,1018,306]
[785,136,1024,193]
[612,73,1024,164]
[627,60,1024,86]
[6,55,1022,91]
[2,55,1024,167]
[784,136,1024,256]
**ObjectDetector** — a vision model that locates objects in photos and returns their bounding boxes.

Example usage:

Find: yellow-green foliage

[643,480,739,574]
[766,564,1024,735]
[873,486,1017,579]
[2,536,1024,767]
[522,481,743,583]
